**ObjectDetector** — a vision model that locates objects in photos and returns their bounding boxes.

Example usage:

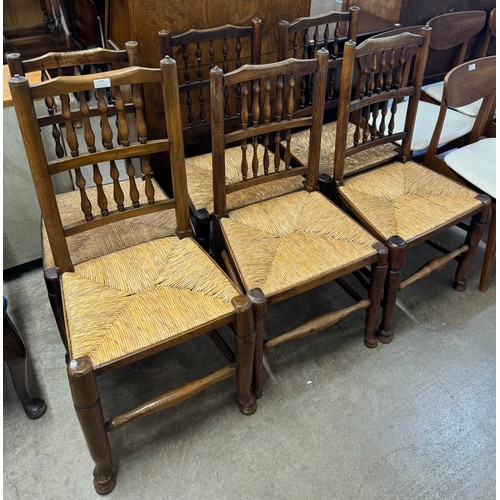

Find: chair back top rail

[426,10,486,68]
[6,42,140,76]
[333,27,432,183]
[211,50,329,217]
[9,57,190,274]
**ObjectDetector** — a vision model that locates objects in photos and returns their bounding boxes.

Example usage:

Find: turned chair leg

[44,268,69,356]
[232,296,257,415]
[479,203,495,292]
[192,208,211,253]
[3,311,47,419]
[67,356,115,495]
[378,236,407,344]
[454,196,490,292]
[364,243,388,348]
[247,289,267,399]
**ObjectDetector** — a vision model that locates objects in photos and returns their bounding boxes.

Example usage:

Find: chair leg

[454,197,490,292]
[479,203,495,292]
[364,243,388,348]
[3,313,47,419]
[67,356,116,495]
[44,268,69,356]
[318,173,333,198]
[247,288,267,399]
[232,296,257,416]
[378,236,407,344]
[192,208,211,253]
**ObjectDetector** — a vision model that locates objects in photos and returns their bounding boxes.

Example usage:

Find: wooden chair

[331,28,491,341]
[210,49,388,399]
[423,11,487,117]
[9,59,257,494]
[278,8,400,191]
[6,44,177,351]
[479,8,496,58]
[159,21,276,250]
[424,56,496,291]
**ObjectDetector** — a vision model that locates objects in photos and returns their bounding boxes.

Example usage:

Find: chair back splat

[334,27,431,185]
[9,60,190,275]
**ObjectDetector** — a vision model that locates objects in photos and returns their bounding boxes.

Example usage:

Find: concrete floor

[3,226,495,499]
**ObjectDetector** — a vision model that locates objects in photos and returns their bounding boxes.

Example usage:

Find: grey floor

[3,225,495,499]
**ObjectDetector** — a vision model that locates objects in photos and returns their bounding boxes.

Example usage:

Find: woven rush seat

[289,122,399,176]
[43,178,177,269]
[186,144,304,213]
[339,161,483,242]
[62,236,240,368]
[220,190,380,298]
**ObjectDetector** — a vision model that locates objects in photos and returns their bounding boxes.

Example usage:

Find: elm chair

[211,49,388,398]
[278,8,400,191]
[6,44,175,352]
[424,56,496,291]
[332,29,490,342]
[9,59,257,494]
[159,20,301,250]
[422,11,487,117]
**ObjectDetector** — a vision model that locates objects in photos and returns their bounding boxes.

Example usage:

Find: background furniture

[3,297,47,419]
[424,56,496,292]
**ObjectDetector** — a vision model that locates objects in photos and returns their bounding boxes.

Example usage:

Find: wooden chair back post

[400,27,432,160]
[9,63,187,275]
[8,75,73,274]
[479,8,496,58]
[426,11,487,68]
[424,56,496,166]
[160,56,191,237]
[211,49,329,218]
[333,27,432,185]
[277,7,360,113]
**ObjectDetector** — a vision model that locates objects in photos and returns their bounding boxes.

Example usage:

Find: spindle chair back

[332,29,491,341]
[278,8,403,190]
[6,44,184,349]
[210,50,389,398]
[424,56,496,291]
[159,20,262,152]
[9,58,258,495]
[277,7,360,115]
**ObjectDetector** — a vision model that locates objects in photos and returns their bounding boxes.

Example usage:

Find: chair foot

[239,401,257,415]
[24,397,48,420]
[453,280,466,292]
[93,467,116,495]
[376,328,393,344]
[364,337,378,349]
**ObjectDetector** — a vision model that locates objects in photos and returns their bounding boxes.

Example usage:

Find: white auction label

[93,77,111,89]
[468,63,476,71]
